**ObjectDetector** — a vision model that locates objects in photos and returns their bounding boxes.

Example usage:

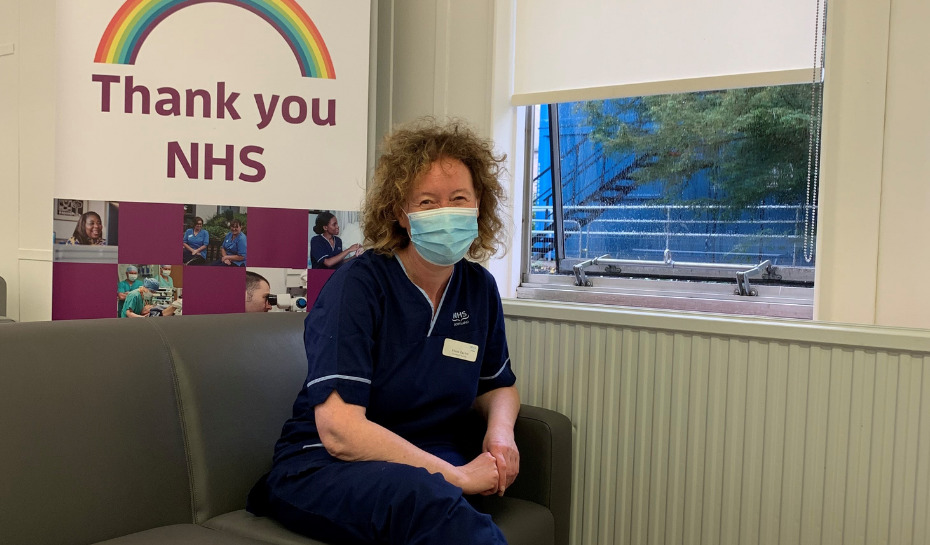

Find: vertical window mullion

[521,106,535,282]
[548,104,566,265]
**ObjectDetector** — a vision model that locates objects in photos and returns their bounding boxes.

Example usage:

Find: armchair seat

[0,313,572,545]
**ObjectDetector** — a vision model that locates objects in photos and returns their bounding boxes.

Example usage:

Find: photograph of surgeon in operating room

[120,277,160,318]
[117,265,142,317]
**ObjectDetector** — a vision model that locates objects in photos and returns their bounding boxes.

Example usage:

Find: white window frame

[515,103,816,320]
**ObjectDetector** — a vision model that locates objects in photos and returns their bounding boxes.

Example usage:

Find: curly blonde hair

[363,117,508,261]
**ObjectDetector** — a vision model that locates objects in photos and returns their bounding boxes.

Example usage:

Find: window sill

[516,275,813,320]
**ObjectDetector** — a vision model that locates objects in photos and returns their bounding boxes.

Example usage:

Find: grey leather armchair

[0,313,572,545]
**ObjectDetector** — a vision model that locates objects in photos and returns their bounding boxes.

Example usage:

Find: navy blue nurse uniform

[248,250,516,544]
[309,234,343,269]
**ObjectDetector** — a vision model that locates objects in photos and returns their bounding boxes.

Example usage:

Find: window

[518,83,823,319]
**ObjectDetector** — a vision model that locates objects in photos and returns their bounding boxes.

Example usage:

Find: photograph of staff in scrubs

[183,205,248,265]
[120,277,160,318]
[308,210,364,269]
[213,218,247,266]
[247,119,518,545]
[182,216,210,264]
[116,264,142,317]
[158,265,175,291]
[117,264,182,317]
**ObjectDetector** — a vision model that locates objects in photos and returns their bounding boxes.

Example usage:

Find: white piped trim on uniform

[307,374,372,388]
[395,252,454,337]
[301,443,324,450]
[480,358,510,380]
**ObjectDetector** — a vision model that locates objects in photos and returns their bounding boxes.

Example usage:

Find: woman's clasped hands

[454,430,520,496]
[456,452,501,495]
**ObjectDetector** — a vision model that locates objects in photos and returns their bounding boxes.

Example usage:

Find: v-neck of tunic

[394,253,453,337]
[322,235,336,250]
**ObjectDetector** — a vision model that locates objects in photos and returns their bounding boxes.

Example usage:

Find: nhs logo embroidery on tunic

[452,310,470,327]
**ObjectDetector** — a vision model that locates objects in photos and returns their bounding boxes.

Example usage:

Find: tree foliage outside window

[582,85,813,211]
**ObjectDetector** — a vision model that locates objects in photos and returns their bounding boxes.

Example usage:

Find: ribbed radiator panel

[504,311,930,545]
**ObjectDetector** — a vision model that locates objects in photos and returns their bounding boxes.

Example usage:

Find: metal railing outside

[530,203,814,267]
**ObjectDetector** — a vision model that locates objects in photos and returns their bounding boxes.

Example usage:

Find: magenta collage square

[51,199,363,320]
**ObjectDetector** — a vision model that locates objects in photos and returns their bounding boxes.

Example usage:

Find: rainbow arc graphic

[95,0,335,79]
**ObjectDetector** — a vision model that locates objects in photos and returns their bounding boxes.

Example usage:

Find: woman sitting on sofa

[248,119,520,545]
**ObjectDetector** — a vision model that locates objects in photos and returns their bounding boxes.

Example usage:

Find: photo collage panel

[52,200,363,320]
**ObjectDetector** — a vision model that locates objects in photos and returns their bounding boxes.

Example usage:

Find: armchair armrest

[507,404,572,545]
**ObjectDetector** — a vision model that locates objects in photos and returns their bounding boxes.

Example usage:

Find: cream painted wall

[373,0,523,296]
[873,0,930,328]
[19,0,56,322]
[0,0,20,319]
[813,0,890,325]
[377,0,495,137]
[6,0,930,327]
[815,0,930,328]
[2,0,56,322]
[486,0,525,297]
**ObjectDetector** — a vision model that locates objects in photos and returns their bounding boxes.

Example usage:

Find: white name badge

[442,338,479,362]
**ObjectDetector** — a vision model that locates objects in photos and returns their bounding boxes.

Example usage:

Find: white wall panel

[0,0,20,320]
[504,300,930,545]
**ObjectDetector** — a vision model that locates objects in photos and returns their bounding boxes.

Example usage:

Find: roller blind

[513,0,825,105]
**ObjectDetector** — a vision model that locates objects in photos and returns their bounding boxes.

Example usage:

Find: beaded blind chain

[803,0,829,264]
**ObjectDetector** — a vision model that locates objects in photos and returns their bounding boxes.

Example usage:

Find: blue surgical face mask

[406,207,479,266]
[127,273,138,281]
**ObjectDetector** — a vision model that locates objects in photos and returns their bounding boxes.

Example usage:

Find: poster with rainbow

[94,0,338,79]
[52,0,370,320]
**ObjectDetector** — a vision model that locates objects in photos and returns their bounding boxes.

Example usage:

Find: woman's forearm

[317,391,465,487]
[322,248,352,268]
[474,386,521,494]
[474,386,520,431]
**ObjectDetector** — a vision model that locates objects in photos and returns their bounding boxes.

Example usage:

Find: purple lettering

[239,146,265,182]
[282,96,307,124]
[124,76,150,115]
[205,144,235,181]
[91,74,121,112]
[311,98,336,126]
[186,88,211,118]
[217,82,241,120]
[155,87,181,116]
[167,141,198,179]
[254,94,279,130]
